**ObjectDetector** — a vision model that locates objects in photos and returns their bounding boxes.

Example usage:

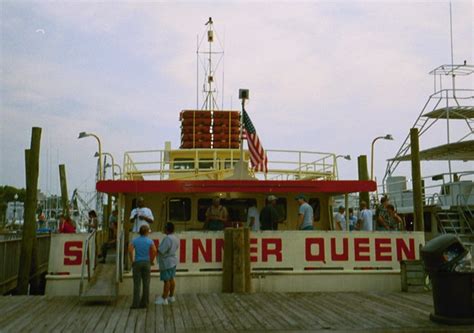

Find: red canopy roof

[96,180,375,195]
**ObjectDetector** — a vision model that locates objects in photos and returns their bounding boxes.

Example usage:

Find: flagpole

[238,89,249,179]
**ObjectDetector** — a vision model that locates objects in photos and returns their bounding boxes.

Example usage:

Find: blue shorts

[160,266,176,281]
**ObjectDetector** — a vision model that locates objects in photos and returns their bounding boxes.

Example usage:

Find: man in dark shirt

[260,195,281,230]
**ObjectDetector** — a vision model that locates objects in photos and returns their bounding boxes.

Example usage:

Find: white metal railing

[377,171,474,209]
[122,148,337,181]
[79,230,96,296]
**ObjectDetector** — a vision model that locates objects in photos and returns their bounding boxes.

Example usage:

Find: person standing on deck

[205,197,228,231]
[130,197,154,232]
[375,196,391,231]
[296,194,314,230]
[260,195,281,230]
[334,206,346,231]
[387,204,404,231]
[129,225,157,309]
[357,201,373,231]
[155,222,180,305]
[246,202,260,231]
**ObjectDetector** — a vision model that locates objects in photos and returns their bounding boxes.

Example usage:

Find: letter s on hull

[64,241,82,265]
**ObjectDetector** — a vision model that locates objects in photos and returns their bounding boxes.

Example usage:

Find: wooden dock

[0,291,473,332]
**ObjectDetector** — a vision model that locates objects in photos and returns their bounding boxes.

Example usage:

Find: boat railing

[378,171,474,209]
[122,148,337,180]
[383,86,474,185]
[79,230,95,296]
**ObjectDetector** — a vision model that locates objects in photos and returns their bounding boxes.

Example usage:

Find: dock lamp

[105,162,122,180]
[78,132,103,181]
[370,134,394,181]
[95,152,116,180]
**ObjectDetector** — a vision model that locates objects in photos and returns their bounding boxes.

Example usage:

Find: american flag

[242,109,268,173]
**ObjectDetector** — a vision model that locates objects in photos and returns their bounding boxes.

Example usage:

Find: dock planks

[0,292,472,332]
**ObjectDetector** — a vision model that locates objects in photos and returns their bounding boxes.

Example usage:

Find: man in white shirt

[130,197,154,232]
[334,206,346,231]
[358,201,373,231]
[246,203,260,231]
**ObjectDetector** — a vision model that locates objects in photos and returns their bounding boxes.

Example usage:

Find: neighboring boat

[383,63,474,247]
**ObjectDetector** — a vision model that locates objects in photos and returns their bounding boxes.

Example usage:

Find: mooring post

[357,155,370,207]
[222,228,233,292]
[243,227,251,292]
[59,164,69,217]
[17,127,41,295]
[410,128,424,232]
[232,228,245,293]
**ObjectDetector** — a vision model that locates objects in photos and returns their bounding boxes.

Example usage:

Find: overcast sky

[1,1,473,198]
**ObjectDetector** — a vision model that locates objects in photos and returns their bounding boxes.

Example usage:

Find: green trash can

[421,234,474,325]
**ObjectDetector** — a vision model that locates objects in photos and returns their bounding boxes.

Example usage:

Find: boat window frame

[168,197,192,222]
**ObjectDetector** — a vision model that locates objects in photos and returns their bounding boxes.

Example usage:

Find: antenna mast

[197,17,224,111]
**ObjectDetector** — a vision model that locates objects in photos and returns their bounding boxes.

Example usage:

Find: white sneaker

[168,296,176,303]
[154,296,168,305]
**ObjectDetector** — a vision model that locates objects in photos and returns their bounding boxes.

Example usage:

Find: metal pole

[59,164,69,217]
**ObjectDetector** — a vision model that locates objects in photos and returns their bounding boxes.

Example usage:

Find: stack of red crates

[179,110,241,149]
[212,111,240,149]
[180,110,212,148]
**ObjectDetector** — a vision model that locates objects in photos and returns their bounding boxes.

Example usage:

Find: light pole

[95,152,115,180]
[370,134,393,181]
[335,155,351,180]
[13,193,18,224]
[78,132,103,181]
[105,162,122,180]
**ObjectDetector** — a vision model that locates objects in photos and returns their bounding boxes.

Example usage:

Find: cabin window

[309,198,321,222]
[197,198,257,222]
[173,158,194,170]
[198,160,214,169]
[168,198,191,222]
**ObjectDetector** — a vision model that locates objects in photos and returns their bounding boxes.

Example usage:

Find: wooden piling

[232,228,245,293]
[243,227,252,293]
[17,127,41,295]
[410,128,424,232]
[59,164,69,217]
[357,155,370,206]
[222,228,233,293]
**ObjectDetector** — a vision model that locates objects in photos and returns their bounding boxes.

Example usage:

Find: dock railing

[0,234,50,295]
[122,148,337,181]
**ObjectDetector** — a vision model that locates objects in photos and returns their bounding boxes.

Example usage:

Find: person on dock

[357,201,373,231]
[387,204,403,231]
[155,222,179,305]
[375,196,391,231]
[296,194,314,230]
[260,195,281,230]
[246,201,260,231]
[130,197,154,232]
[334,206,346,230]
[129,225,157,309]
[86,210,98,232]
[205,197,228,231]
[58,215,76,233]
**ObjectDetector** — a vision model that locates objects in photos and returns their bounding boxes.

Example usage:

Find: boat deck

[1,291,472,332]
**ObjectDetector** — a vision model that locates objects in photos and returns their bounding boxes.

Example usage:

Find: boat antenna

[197,17,224,111]
[449,1,456,98]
